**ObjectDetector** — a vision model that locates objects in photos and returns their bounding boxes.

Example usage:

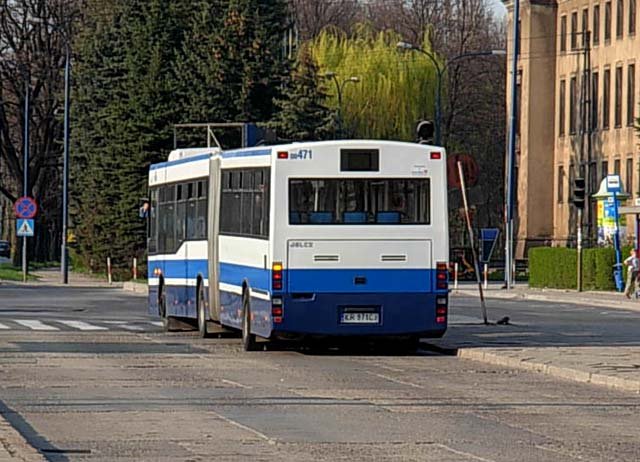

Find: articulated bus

[147,140,449,350]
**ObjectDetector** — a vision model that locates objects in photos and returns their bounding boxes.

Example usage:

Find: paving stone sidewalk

[447,284,640,394]
[0,416,44,462]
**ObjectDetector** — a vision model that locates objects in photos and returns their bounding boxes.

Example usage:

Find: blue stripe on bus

[150,259,438,294]
[149,153,212,171]
[221,148,272,158]
[287,269,434,293]
[150,259,270,292]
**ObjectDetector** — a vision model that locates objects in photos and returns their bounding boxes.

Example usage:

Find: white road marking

[366,371,425,390]
[449,314,483,324]
[55,320,108,331]
[15,320,59,331]
[0,322,9,329]
[149,321,163,327]
[102,321,145,331]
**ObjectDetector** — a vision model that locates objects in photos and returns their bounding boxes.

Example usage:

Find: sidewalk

[0,416,44,461]
[443,283,640,394]
[25,268,122,288]
[454,281,640,312]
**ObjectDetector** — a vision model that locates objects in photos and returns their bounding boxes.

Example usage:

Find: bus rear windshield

[289,178,430,225]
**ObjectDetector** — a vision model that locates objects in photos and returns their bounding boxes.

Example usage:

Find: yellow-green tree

[310,25,439,141]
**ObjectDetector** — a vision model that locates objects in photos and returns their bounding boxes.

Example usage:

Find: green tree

[310,25,439,141]
[71,0,184,273]
[269,47,336,141]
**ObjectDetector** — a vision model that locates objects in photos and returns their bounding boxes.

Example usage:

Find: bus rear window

[289,178,430,225]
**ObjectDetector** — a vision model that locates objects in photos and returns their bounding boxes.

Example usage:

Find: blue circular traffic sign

[14,196,38,219]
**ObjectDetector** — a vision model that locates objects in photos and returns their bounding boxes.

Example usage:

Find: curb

[458,348,640,394]
[0,415,46,461]
[122,281,148,295]
[453,289,640,313]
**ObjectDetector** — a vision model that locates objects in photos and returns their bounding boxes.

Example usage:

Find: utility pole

[505,0,520,289]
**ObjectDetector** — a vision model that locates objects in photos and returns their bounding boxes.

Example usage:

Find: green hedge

[529,246,630,291]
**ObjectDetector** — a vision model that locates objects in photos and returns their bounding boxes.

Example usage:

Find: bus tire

[159,289,180,332]
[241,294,258,351]
[197,283,210,338]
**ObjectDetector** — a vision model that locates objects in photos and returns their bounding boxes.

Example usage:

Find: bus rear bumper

[272,292,447,338]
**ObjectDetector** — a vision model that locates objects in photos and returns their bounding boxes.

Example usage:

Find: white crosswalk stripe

[14,320,59,331]
[102,321,145,331]
[55,320,108,331]
[1,319,164,332]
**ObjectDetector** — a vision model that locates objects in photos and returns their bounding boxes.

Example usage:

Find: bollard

[483,263,488,289]
[454,263,459,290]
[133,257,137,280]
[107,257,112,285]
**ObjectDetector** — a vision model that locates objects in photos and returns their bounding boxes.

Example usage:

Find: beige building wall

[507,0,640,251]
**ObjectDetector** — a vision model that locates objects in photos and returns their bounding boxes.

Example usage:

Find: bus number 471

[291,149,312,160]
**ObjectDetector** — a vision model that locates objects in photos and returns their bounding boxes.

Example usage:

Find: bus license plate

[341,312,379,324]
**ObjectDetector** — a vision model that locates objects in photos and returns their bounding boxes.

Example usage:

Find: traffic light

[573,177,585,209]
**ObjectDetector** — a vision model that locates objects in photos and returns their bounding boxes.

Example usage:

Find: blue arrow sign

[17,219,34,237]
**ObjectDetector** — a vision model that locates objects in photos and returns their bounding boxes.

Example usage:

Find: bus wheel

[197,283,210,338]
[160,290,180,332]
[241,295,258,351]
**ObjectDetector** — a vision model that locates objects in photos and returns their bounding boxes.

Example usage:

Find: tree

[71,0,184,273]
[269,47,335,141]
[310,25,439,141]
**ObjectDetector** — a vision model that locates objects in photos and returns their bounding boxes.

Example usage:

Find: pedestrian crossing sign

[17,218,34,237]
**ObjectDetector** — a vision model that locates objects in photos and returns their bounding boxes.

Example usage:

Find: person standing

[623,249,639,299]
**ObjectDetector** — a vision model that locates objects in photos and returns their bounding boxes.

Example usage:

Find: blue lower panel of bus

[274,292,446,337]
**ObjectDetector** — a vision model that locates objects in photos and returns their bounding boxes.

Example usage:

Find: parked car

[0,240,10,258]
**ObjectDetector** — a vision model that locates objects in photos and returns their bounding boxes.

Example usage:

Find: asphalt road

[0,283,639,461]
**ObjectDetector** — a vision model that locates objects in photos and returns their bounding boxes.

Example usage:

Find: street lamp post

[324,72,360,138]
[396,41,506,146]
[34,17,72,284]
[61,36,70,284]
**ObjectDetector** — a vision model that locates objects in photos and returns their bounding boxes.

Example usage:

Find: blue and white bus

[147,140,449,350]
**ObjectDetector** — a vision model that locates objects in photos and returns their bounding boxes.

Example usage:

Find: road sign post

[14,196,37,283]
[606,175,624,291]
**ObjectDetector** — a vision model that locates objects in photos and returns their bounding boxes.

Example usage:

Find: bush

[530,246,626,291]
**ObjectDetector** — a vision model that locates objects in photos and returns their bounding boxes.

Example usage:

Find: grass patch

[0,263,39,281]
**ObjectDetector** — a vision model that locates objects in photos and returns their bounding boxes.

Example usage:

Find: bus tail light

[436,262,448,290]
[272,262,283,291]
[436,296,447,324]
[277,151,289,159]
[272,297,283,323]
[430,152,442,160]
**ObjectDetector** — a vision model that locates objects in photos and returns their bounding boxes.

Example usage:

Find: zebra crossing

[0,318,163,332]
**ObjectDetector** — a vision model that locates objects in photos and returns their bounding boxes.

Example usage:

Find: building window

[628,64,636,126]
[605,1,612,41]
[592,71,599,130]
[582,8,589,46]
[615,159,621,176]
[617,0,624,38]
[594,5,601,45]
[560,16,567,51]
[602,160,609,179]
[604,68,611,128]
[558,166,565,203]
[571,12,578,49]
[631,0,637,34]
[570,76,577,134]
[627,158,634,194]
[559,80,566,136]
[615,65,623,127]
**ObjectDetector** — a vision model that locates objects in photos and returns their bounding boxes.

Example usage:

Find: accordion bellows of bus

[147,140,449,350]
